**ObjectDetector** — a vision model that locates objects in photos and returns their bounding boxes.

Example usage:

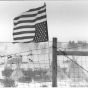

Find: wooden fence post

[52,37,57,87]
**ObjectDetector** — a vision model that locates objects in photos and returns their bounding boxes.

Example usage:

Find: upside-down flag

[13,4,49,43]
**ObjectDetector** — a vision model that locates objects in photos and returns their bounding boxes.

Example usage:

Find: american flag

[13,4,48,43]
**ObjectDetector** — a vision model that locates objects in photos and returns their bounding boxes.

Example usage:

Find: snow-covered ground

[0,80,88,88]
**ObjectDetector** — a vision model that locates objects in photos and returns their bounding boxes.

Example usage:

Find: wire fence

[0,42,52,87]
[0,41,88,87]
[56,41,88,87]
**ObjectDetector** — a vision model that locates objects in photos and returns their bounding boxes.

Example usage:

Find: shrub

[21,68,33,77]
[34,75,42,82]
[2,78,15,87]
[2,67,13,77]
[18,76,32,83]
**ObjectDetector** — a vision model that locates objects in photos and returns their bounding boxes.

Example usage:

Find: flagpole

[44,2,51,79]
[44,2,46,6]
[4,43,7,67]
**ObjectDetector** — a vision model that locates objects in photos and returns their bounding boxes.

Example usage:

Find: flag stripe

[14,15,46,26]
[14,14,36,21]
[14,23,35,28]
[14,12,46,25]
[13,33,35,38]
[14,20,35,26]
[17,7,45,20]
[14,6,46,20]
[13,39,33,43]
[35,18,47,24]
[14,25,35,30]
[14,36,34,40]
[28,4,45,12]
[14,18,47,29]
[13,31,35,35]
[13,28,35,33]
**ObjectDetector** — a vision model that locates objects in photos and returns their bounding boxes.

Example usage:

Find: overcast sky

[1,1,88,42]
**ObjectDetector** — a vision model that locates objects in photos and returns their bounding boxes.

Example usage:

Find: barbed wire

[0,46,52,58]
[0,41,88,66]
[56,47,88,74]
[0,42,88,58]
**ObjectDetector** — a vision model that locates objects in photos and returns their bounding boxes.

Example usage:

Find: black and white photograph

[0,0,88,87]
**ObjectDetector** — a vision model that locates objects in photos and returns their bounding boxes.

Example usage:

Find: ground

[0,80,88,88]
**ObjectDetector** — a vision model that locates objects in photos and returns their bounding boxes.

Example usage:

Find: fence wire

[0,42,53,88]
[56,42,88,87]
[0,42,88,87]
